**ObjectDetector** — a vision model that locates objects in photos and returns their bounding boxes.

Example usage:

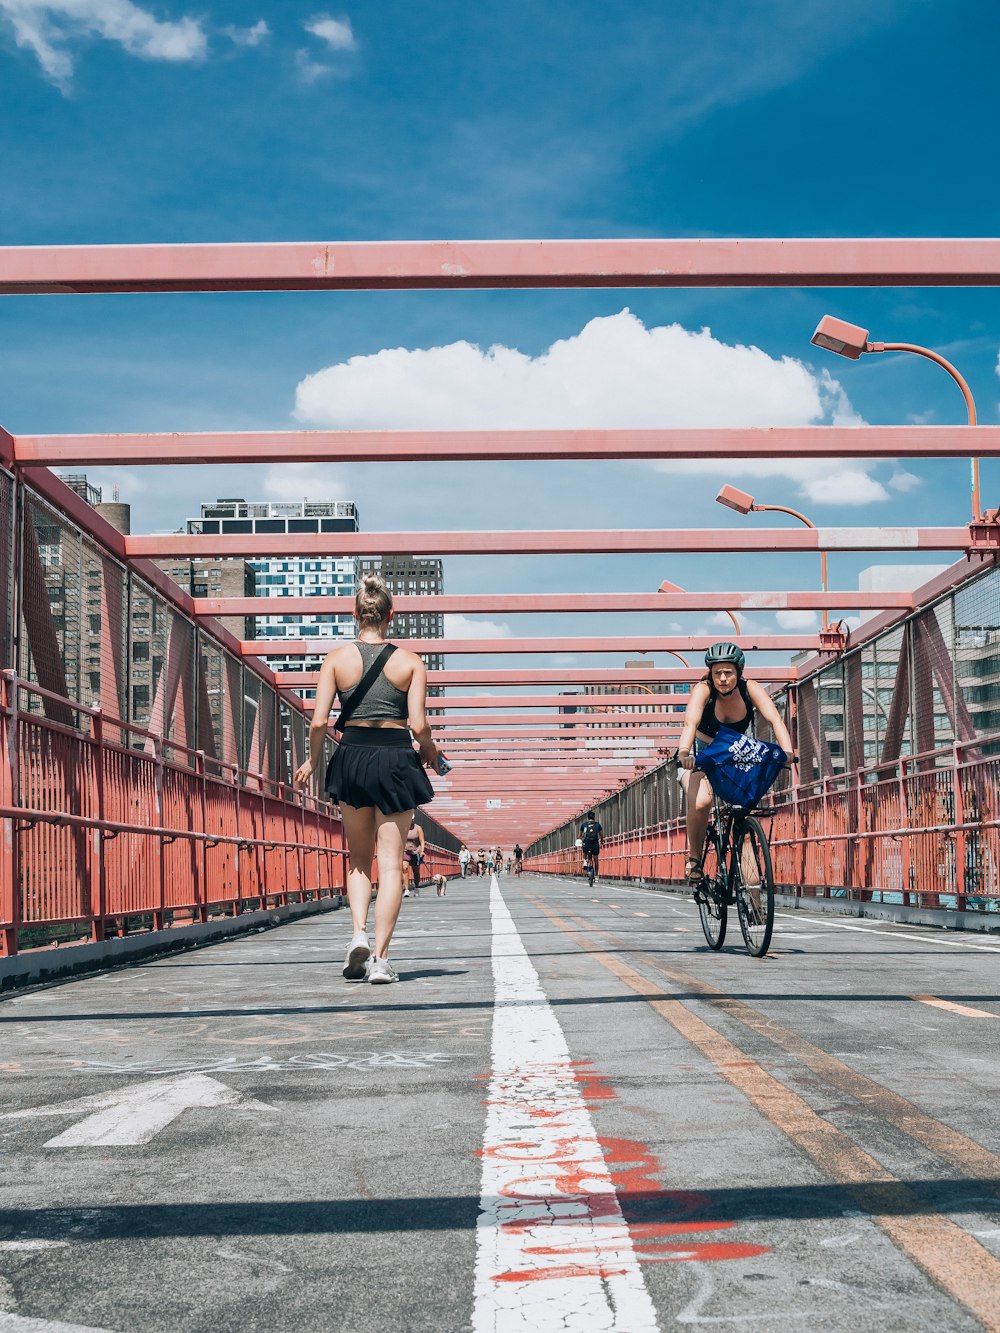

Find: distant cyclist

[677,642,794,886]
[578,810,603,881]
[513,843,524,875]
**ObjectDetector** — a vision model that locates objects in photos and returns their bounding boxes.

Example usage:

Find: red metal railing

[528,736,1000,911]
[0,672,458,956]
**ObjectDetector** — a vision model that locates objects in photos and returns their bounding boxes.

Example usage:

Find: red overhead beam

[425,694,691,710]
[127,527,971,559]
[280,667,795,685]
[20,425,1000,466]
[195,589,912,617]
[3,238,1000,294]
[245,634,821,656]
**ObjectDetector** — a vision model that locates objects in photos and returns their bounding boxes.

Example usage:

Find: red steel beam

[126,528,970,559]
[416,713,681,725]
[425,694,691,709]
[195,589,912,617]
[20,425,1000,466]
[3,238,1000,294]
[280,667,795,685]
[243,634,821,656]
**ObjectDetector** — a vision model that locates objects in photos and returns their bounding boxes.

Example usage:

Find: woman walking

[294,574,439,984]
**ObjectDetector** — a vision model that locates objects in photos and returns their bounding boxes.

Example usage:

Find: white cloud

[294,46,332,83]
[224,19,269,48]
[443,615,512,640]
[293,309,894,507]
[259,462,348,503]
[775,609,819,630]
[304,13,356,50]
[888,470,922,493]
[0,0,207,90]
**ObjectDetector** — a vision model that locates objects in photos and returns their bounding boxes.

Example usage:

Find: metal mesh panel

[129,576,196,761]
[816,661,847,777]
[20,497,80,709]
[93,548,128,740]
[953,564,1000,750]
[242,669,262,774]
[0,467,15,671]
[874,627,909,766]
[257,684,277,782]
[911,600,958,760]
[196,632,224,762]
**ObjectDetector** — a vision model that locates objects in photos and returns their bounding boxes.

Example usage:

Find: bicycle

[582,853,597,888]
[692,790,775,958]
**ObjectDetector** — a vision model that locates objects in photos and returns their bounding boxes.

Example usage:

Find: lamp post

[811,314,980,519]
[715,484,829,629]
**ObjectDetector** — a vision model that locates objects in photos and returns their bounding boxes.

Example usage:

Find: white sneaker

[367,956,399,985]
[342,931,371,981]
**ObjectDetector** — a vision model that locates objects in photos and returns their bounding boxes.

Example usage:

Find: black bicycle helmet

[704,641,745,673]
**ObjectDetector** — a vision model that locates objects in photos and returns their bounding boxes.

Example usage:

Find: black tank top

[699,678,754,739]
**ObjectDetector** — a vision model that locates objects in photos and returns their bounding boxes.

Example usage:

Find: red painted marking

[493,1265,630,1284]
[480,1060,771,1282]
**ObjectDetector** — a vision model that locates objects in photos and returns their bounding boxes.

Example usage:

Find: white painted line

[773,912,1000,954]
[473,875,659,1332]
[0,1241,69,1252]
[0,1075,272,1147]
[0,1315,116,1332]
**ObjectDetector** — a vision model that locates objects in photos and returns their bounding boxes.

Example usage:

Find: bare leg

[339,803,377,934]
[372,809,413,958]
[682,770,714,862]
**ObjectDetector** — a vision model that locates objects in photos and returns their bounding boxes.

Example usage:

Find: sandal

[685,856,703,884]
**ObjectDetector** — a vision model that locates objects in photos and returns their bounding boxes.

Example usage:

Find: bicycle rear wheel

[732,816,775,958]
[697,825,727,950]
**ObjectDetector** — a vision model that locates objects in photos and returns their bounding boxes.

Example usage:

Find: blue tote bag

[694,726,787,811]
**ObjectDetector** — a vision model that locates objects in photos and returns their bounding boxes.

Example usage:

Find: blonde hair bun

[355,572,393,627]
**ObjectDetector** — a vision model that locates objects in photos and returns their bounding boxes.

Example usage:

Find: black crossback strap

[333,644,397,733]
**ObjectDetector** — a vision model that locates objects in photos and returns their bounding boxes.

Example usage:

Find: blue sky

[0,0,997,657]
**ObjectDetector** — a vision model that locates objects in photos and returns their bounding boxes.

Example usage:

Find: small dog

[431,873,448,897]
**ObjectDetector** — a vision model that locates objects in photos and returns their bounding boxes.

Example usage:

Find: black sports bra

[698,678,754,739]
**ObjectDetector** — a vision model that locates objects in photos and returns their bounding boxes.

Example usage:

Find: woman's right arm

[676,683,709,770]
[406,654,439,769]
[294,652,338,790]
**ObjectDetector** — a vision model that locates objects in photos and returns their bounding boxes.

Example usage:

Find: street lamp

[716,483,829,629]
[810,314,980,519]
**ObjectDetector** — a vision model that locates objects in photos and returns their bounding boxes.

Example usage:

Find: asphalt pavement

[1,872,998,1332]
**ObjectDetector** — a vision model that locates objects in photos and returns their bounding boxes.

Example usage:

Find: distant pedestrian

[458,844,471,877]
[294,574,440,985]
[477,847,487,876]
[405,817,426,894]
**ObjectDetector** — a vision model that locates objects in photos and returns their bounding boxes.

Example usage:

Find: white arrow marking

[0,1075,272,1147]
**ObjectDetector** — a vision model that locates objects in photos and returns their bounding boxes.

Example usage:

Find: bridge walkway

[1,874,999,1331]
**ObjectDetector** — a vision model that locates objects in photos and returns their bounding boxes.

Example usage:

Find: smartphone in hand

[436,753,452,776]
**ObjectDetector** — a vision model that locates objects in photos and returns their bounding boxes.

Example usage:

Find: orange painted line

[533,900,1000,1331]
[560,907,1000,1189]
[913,995,999,1020]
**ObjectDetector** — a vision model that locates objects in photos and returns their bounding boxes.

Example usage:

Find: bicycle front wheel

[697,826,727,950]
[732,816,775,958]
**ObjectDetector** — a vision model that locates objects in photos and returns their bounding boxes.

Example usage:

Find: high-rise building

[185,499,360,694]
[356,555,444,685]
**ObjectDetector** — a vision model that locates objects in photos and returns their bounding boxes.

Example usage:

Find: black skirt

[325,727,435,815]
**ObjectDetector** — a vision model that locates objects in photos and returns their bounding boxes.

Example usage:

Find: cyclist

[513,843,524,875]
[677,642,793,885]
[578,810,603,881]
